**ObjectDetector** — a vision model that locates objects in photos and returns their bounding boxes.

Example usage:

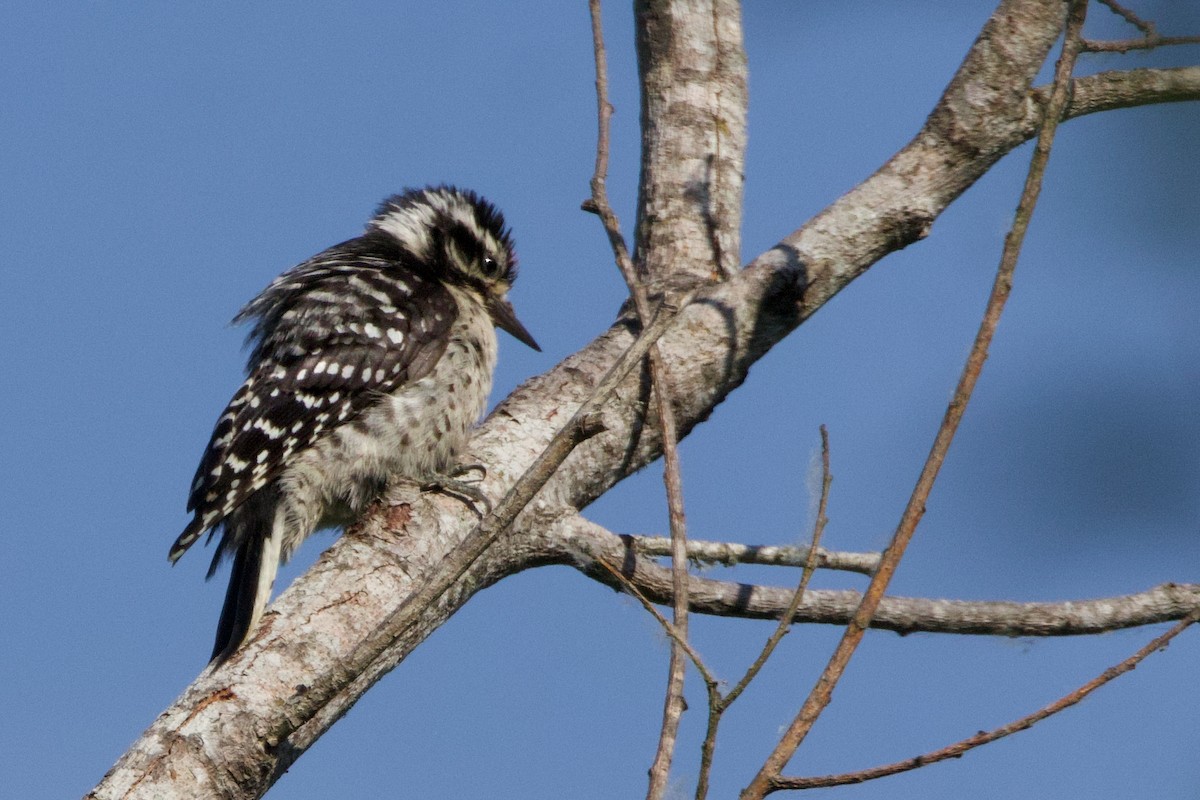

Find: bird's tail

[210,525,282,664]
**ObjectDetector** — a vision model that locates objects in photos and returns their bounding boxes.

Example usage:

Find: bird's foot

[421,464,491,516]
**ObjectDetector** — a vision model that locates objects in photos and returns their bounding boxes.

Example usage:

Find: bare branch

[1084,3,1200,54]
[1056,66,1200,116]
[590,554,719,691]
[631,537,879,575]
[1082,34,1200,53]
[644,390,690,800]
[586,0,638,283]
[587,3,696,794]
[645,421,690,800]
[1096,0,1155,36]
[546,514,1200,637]
[774,615,1198,790]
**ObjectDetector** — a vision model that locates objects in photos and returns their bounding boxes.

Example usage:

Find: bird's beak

[488,296,541,351]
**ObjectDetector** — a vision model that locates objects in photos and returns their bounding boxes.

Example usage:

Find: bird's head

[370,186,539,351]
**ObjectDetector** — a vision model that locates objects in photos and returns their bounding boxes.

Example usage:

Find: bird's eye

[481,256,503,278]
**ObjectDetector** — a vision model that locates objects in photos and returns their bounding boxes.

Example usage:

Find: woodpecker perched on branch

[169,186,539,663]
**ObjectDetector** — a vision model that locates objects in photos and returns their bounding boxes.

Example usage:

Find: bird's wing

[169,240,455,562]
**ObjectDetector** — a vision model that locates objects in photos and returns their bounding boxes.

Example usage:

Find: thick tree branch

[635,0,746,285]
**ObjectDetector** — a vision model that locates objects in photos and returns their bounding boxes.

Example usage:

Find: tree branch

[630,536,879,575]
[635,0,746,285]
[1083,0,1200,52]
[545,513,1200,637]
[589,551,720,691]
[774,614,1198,790]
[1055,66,1200,117]
[587,1,703,793]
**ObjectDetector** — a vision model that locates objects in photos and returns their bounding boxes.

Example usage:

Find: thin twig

[1081,34,1200,53]
[774,614,1197,789]
[587,3,692,797]
[1084,1,1200,53]
[724,427,832,709]
[1097,0,1154,36]
[591,554,720,691]
[695,428,834,800]
[739,4,1091,798]
[646,385,691,800]
[585,0,638,282]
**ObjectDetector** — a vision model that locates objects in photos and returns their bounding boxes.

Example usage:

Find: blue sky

[2,2,1198,798]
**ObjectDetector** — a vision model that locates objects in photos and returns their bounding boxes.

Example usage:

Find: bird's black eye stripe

[446,223,483,266]
[444,222,504,278]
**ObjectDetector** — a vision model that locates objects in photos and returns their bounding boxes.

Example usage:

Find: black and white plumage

[169,186,539,664]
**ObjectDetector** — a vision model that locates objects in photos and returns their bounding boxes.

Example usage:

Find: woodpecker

[169,186,539,664]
